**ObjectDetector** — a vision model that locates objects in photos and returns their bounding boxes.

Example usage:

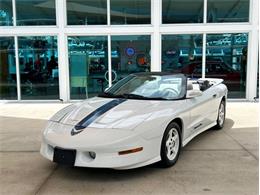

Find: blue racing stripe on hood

[71,99,127,135]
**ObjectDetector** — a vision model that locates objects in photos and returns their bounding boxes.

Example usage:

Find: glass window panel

[111,35,151,83]
[162,0,203,24]
[16,0,56,25]
[111,0,151,25]
[0,37,17,99]
[68,36,108,99]
[67,0,107,25]
[206,33,248,98]
[0,0,13,26]
[18,36,59,100]
[207,0,249,23]
[162,34,203,78]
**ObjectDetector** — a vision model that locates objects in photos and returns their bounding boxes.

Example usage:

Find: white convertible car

[41,73,227,169]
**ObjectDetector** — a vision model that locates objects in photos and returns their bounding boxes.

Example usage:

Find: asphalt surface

[0,102,258,195]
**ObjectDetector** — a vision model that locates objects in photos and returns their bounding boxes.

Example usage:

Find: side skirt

[182,121,217,147]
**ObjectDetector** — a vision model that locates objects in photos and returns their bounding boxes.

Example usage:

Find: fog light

[89,152,96,159]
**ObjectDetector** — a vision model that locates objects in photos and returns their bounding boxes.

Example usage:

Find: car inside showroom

[0,0,258,101]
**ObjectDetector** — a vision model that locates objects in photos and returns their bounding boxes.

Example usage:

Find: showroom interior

[0,0,259,102]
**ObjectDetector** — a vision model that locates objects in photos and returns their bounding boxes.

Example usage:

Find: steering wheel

[161,88,179,98]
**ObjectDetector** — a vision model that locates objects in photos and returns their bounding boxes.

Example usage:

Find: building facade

[0,0,259,102]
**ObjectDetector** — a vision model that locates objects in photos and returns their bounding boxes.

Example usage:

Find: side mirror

[186,89,202,99]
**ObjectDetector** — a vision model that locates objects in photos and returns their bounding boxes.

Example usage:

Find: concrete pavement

[0,102,258,195]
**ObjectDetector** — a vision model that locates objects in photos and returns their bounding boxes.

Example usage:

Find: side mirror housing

[186,89,203,99]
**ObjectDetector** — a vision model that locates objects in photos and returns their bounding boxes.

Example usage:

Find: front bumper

[40,122,161,169]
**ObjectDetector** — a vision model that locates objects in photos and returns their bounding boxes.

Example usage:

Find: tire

[160,122,181,168]
[214,100,226,130]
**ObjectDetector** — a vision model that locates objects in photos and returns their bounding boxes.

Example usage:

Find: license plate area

[53,147,76,166]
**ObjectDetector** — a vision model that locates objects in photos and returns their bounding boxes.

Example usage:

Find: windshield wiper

[122,93,169,100]
[98,92,119,98]
[99,92,169,100]
[121,93,146,99]
[98,92,145,99]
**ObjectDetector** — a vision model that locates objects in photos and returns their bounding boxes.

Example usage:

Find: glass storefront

[16,0,56,25]
[0,37,17,99]
[18,36,59,99]
[110,0,151,25]
[207,0,249,23]
[161,34,203,78]
[162,0,204,23]
[67,0,107,25]
[68,36,108,99]
[111,35,151,83]
[0,0,257,101]
[206,33,248,98]
[0,0,13,26]
[1,0,251,26]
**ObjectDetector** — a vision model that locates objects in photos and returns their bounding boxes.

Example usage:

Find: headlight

[49,104,76,122]
[43,120,54,136]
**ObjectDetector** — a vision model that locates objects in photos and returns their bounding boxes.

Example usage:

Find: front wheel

[215,100,226,130]
[160,122,181,167]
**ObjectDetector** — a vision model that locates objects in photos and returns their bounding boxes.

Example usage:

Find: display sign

[125,47,135,57]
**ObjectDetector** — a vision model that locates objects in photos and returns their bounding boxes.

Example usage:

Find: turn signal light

[118,147,143,155]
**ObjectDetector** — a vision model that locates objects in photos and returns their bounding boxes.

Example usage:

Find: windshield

[99,74,186,100]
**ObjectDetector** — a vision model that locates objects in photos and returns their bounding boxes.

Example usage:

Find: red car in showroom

[180,61,242,91]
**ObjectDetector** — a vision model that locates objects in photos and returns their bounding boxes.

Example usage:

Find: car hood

[51,97,167,130]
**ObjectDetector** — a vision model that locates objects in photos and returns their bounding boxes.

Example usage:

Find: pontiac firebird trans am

[41,73,227,169]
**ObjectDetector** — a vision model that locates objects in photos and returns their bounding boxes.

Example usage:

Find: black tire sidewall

[160,122,181,167]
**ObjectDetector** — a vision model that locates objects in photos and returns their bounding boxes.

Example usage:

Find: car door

[186,86,217,135]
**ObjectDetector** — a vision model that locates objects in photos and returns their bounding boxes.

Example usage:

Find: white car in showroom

[41,73,227,169]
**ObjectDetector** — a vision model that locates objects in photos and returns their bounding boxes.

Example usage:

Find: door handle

[212,94,217,98]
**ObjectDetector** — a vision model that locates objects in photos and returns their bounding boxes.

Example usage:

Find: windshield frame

[98,73,187,101]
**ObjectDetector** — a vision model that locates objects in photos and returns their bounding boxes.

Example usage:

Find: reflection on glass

[68,36,108,99]
[162,0,203,23]
[111,35,151,83]
[206,33,248,98]
[207,0,249,23]
[111,0,151,24]
[16,0,56,25]
[0,37,17,99]
[18,36,59,99]
[0,0,13,26]
[161,34,203,78]
[67,0,107,25]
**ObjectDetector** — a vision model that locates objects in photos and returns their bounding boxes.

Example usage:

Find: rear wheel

[160,122,181,167]
[215,100,226,130]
